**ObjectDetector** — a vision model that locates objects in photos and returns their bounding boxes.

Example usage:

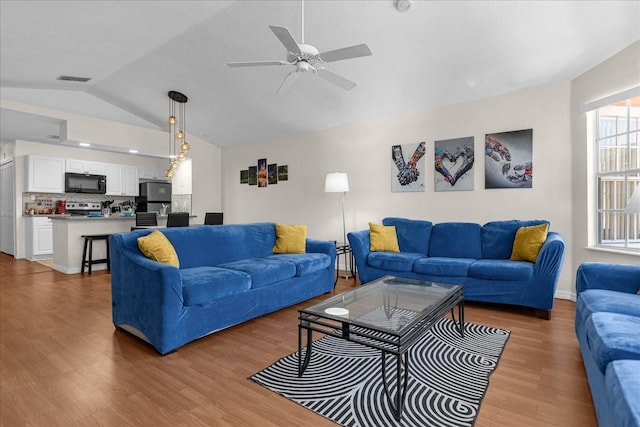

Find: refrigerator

[136,182,172,214]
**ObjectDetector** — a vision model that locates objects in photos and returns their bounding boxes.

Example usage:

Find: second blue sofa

[575,262,640,427]
[348,218,566,318]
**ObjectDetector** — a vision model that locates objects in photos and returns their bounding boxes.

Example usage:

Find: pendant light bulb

[180,141,190,152]
[168,115,176,125]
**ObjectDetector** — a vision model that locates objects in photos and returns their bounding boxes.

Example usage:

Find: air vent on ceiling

[56,75,92,82]
[46,134,60,140]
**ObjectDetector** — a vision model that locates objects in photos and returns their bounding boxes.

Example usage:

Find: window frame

[593,95,640,253]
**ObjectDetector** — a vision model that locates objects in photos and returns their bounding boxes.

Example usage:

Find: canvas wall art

[434,136,475,192]
[241,160,288,186]
[484,129,533,189]
[248,166,257,185]
[257,158,267,187]
[277,165,288,181]
[391,141,426,192]
[268,164,277,185]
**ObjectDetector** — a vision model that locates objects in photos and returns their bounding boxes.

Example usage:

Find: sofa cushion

[137,230,179,267]
[382,217,432,255]
[585,312,640,374]
[181,267,251,306]
[429,222,481,259]
[468,259,534,281]
[218,257,296,289]
[266,253,331,276]
[367,252,423,272]
[605,360,640,427]
[413,257,475,277]
[510,223,549,263]
[576,289,640,332]
[369,223,400,252]
[481,220,549,259]
[272,224,307,254]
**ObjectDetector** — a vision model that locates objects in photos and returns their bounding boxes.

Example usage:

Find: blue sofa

[348,218,566,318]
[575,262,640,427]
[109,223,336,355]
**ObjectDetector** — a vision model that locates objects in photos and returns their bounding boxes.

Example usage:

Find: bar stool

[81,234,111,275]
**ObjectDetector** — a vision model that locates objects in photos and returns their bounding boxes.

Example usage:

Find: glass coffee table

[298,275,464,421]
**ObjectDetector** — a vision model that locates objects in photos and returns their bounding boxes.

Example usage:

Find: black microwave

[64,172,107,194]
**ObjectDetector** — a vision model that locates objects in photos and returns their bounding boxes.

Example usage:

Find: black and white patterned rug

[251,318,510,427]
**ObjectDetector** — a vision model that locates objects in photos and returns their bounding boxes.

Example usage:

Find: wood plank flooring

[0,253,596,426]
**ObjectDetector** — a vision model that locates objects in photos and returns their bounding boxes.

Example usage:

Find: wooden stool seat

[81,234,111,275]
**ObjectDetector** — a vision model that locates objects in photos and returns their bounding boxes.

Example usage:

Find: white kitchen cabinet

[25,155,65,193]
[65,159,107,175]
[25,216,53,260]
[106,164,139,196]
[139,167,167,180]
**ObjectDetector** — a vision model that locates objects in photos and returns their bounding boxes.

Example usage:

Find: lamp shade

[325,172,349,192]
[625,185,640,214]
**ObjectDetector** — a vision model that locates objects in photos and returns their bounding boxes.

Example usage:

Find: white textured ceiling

[1,0,639,148]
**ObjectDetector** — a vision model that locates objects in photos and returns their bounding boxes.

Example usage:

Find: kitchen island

[49,214,177,274]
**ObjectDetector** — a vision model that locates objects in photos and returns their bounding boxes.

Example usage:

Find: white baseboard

[555,290,576,302]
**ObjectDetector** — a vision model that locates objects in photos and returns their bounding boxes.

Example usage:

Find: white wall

[222,82,575,297]
[570,41,640,273]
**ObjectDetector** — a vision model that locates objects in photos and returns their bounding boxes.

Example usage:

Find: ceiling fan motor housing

[287,43,320,65]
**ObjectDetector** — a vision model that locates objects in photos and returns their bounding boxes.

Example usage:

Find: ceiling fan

[227,1,372,95]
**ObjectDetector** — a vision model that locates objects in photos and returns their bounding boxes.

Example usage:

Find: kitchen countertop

[47,214,136,221]
[46,214,197,221]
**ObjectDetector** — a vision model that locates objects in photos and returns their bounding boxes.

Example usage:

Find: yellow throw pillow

[273,224,307,254]
[369,222,400,252]
[137,230,179,267]
[510,223,549,263]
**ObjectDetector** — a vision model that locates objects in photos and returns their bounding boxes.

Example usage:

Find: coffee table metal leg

[458,300,465,337]
[450,302,465,338]
[298,326,313,377]
[381,350,409,421]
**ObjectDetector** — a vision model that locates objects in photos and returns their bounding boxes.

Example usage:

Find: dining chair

[204,212,223,225]
[131,212,158,230]
[167,212,190,227]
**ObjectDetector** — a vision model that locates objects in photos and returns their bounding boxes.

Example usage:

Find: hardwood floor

[0,253,596,426]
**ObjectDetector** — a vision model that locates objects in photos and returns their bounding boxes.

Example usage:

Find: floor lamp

[325,172,351,278]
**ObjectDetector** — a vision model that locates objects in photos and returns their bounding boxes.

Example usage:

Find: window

[595,96,640,251]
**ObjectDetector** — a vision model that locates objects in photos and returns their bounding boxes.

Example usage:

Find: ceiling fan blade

[227,60,289,68]
[316,68,357,91]
[318,44,372,63]
[276,70,301,96]
[269,26,301,56]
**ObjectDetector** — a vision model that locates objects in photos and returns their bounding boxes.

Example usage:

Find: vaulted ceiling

[1,1,639,148]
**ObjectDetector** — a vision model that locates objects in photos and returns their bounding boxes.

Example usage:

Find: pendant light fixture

[166,90,190,179]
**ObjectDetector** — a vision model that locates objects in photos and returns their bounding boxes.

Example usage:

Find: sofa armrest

[306,238,336,258]
[576,262,640,295]
[348,230,373,283]
[534,232,566,276]
[109,233,185,354]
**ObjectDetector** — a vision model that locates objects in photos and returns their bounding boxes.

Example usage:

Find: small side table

[334,241,356,285]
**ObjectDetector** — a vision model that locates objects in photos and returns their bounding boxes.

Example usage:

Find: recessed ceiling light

[129,149,139,153]
[79,142,91,147]
[396,0,411,12]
